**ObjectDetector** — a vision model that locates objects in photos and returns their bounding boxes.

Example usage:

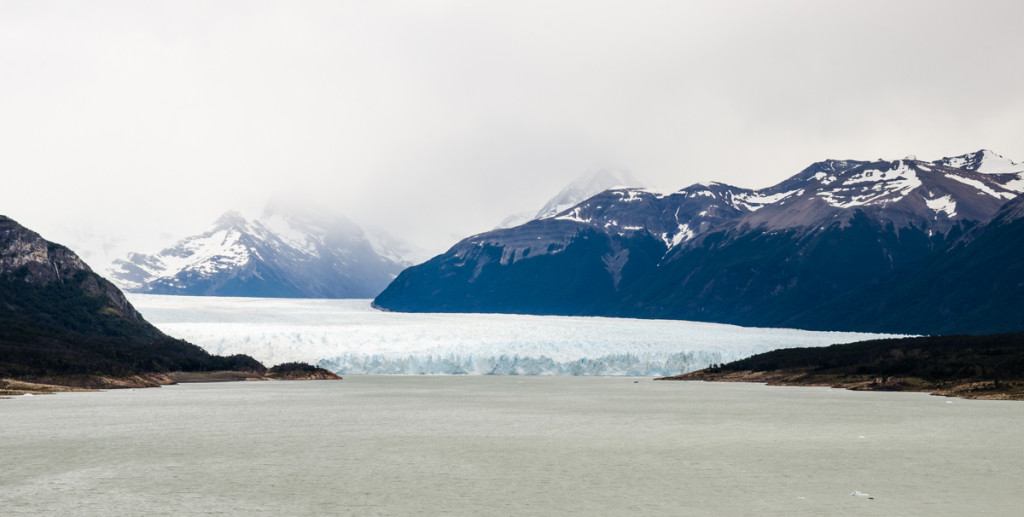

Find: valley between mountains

[4,149,1024,394]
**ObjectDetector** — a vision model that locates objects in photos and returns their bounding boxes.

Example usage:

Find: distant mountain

[496,167,646,229]
[109,206,411,298]
[374,150,1024,335]
[0,215,263,385]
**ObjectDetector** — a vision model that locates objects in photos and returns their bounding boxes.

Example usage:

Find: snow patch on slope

[1002,177,1024,193]
[554,207,592,224]
[843,162,917,186]
[925,195,957,218]
[662,223,694,248]
[945,174,1016,200]
[816,161,922,208]
[139,228,252,282]
[734,189,802,211]
[973,150,1024,174]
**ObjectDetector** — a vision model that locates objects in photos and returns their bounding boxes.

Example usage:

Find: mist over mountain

[109,205,412,298]
[496,167,647,229]
[375,150,1024,335]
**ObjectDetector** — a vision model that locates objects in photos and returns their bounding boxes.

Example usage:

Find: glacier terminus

[130,294,891,376]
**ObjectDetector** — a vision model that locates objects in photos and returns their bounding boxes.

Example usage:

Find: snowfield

[129,294,893,376]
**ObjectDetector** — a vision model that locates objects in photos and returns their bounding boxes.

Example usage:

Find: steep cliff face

[0,216,151,329]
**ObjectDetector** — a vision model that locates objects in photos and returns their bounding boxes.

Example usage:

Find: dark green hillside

[660,333,1024,400]
[725,333,1024,379]
[0,268,264,384]
[0,215,264,388]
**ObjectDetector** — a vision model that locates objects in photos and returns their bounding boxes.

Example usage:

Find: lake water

[3,377,1022,516]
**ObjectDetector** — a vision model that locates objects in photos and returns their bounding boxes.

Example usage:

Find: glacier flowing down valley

[129,294,893,376]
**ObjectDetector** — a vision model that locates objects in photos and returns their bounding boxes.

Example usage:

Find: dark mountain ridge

[374,150,1024,335]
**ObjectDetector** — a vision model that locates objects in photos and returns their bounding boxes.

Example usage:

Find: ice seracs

[130,294,890,376]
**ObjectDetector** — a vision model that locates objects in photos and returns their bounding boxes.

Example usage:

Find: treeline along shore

[657,333,1024,400]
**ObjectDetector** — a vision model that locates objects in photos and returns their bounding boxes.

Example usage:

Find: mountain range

[108,205,411,298]
[374,150,1024,335]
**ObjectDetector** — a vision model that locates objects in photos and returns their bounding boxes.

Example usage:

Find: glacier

[129,294,893,376]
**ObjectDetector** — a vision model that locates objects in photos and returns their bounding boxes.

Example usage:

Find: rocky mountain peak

[213,210,249,230]
[1,215,92,284]
[934,149,1024,175]
[1,215,145,322]
[498,166,648,229]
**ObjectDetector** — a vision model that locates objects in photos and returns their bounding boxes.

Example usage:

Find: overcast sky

[2,0,1023,265]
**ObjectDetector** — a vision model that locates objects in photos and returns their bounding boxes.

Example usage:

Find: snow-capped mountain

[550,154,1021,249]
[933,149,1024,175]
[374,150,1024,335]
[109,206,411,298]
[496,166,646,229]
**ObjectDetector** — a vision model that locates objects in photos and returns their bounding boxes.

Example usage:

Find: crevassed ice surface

[129,294,892,376]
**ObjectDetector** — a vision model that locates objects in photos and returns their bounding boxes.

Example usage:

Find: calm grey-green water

[3,376,1023,516]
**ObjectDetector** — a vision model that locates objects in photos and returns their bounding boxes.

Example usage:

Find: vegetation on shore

[0,215,347,398]
[0,245,339,395]
[0,270,340,396]
[267,362,343,380]
[657,333,1024,400]
[3,361,342,397]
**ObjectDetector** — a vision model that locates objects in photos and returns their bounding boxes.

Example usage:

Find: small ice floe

[22,393,33,397]
[858,435,866,439]
[946,400,954,404]
[851,490,874,499]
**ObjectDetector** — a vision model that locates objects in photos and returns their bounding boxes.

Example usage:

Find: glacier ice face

[129,294,895,376]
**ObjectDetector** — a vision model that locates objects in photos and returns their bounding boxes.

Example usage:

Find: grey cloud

[1,1,1022,261]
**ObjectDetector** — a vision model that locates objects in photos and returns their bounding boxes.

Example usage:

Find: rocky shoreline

[2,366,341,398]
[657,368,1024,401]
